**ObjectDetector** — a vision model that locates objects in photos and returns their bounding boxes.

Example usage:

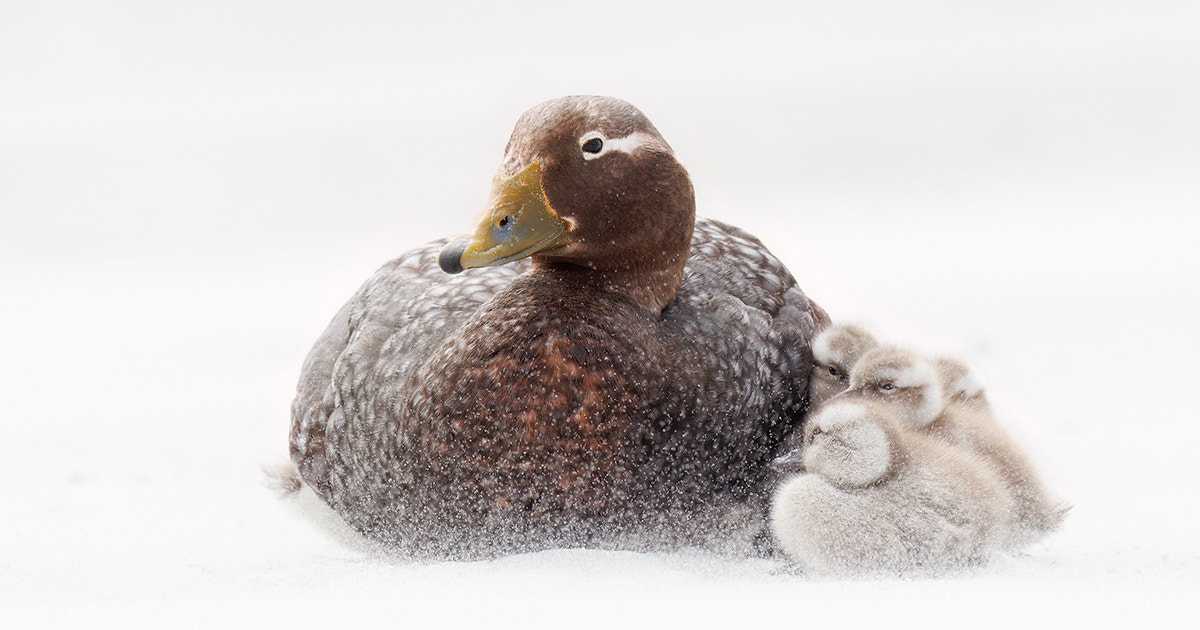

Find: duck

[807,323,879,408]
[769,398,1014,575]
[846,346,1069,544]
[289,96,830,559]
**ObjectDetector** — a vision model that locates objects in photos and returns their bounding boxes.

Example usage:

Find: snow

[2,0,1198,626]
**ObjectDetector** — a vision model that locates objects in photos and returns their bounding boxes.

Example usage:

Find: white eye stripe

[580,131,664,161]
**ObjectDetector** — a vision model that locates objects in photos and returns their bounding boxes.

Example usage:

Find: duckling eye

[827,366,840,377]
[581,138,603,154]
[878,383,895,392]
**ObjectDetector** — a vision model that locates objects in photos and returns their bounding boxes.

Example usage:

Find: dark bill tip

[438,240,467,274]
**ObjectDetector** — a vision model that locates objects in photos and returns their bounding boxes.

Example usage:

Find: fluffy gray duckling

[770,399,1013,575]
[847,347,1069,544]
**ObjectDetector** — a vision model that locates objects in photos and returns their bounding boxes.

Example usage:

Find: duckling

[847,347,1068,544]
[770,399,1013,575]
[807,324,878,408]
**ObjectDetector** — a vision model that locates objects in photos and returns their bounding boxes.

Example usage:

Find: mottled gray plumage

[290,96,828,559]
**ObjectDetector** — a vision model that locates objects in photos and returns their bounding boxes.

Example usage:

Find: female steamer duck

[290,96,828,558]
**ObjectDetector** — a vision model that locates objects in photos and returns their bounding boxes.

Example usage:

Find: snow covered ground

[3,1,1197,626]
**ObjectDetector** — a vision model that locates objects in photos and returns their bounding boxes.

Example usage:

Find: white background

[2,1,1197,626]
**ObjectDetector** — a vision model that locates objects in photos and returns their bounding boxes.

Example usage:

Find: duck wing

[289,240,528,496]
[290,219,827,510]
[652,218,828,496]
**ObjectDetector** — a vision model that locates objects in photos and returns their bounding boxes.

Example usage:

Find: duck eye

[878,383,895,392]
[581,138,603,154]
[827,366,840,377]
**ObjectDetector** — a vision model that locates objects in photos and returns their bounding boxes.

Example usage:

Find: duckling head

[800,400,899,489]
[934,357,987,403]
[846,346,944,429]
[808,324,879,407]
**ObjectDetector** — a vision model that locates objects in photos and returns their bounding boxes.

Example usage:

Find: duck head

[439,96,696,313]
